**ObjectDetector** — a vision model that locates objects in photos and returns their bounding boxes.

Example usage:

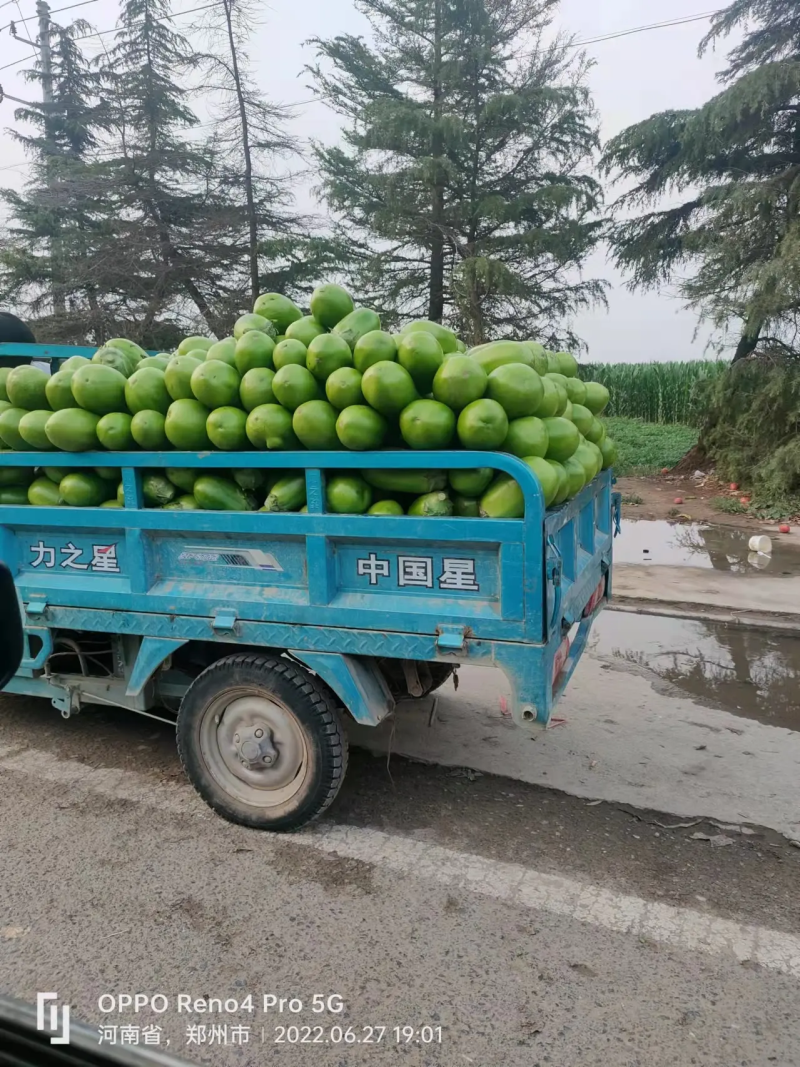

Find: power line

[0,6,724,79]
[11,0,37,46]
[571,10,721,48]
[0,48,36,70]
[33,0,97,19]
[0,0,219,69]
[71,0,219,43]
[1,0,98,35]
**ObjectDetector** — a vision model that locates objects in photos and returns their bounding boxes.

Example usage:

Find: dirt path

[617,471,799,533]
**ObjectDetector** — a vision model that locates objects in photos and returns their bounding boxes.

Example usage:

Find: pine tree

[197,0,300,308]
[603,0,800,362]
[308,0,604,346]
[0,0,326,345]
[95,0,229,340]
[195,0,335,319]
[0,18,108,340]
[94,0,324,340]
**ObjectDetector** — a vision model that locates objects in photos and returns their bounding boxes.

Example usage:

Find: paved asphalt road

[1,640,799,1067]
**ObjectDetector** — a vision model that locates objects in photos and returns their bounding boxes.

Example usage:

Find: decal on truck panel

[30,540,120,573]
[356,552,479,592]
[177,547,284,572]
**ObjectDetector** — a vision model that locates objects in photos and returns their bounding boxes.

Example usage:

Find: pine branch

[308,0,604,343]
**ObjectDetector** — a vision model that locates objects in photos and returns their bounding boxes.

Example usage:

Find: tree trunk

[459,37,484,343]
[137,10,221,339]
[183,276,222,336]
[222,0,259,305]
[84,285,104,344]
[732,311,764,363]
[429,220,445,322]
[465,266,485,347]
[140,14,172,338]
[38,0,67,317]
[428,0,445,323]
[76,215,104,343]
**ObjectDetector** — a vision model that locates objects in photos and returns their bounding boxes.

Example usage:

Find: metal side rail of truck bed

[0,447,619,830]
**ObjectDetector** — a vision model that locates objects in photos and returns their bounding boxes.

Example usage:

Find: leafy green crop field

[605,417,698,476]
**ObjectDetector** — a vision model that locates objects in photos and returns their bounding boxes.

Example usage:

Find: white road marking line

[0,748,197,814]
[2,745,799,979]
[296,825,800,979]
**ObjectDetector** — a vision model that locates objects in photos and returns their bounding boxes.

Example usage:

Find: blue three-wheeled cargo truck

[0,343,620,831]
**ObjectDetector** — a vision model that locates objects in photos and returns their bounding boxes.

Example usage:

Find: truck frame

[0,344,620,830]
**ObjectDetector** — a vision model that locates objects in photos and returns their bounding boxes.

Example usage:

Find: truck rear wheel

[177,653,348,831]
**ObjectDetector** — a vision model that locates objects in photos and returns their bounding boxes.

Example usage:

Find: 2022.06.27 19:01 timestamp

[272,1025,444,1045]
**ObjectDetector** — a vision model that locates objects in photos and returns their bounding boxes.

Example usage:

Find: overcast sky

[0,0,738,361]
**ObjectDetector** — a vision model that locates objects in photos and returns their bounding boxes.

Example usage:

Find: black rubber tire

[426,663,456,694]
[177,653,348,832]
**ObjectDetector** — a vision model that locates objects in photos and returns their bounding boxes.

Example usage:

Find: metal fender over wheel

[177,653,348,831]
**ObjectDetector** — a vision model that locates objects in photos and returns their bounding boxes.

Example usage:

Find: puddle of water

[591,612,800,731]
[615,520,800,577]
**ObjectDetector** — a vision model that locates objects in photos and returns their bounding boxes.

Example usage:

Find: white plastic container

[749,535,773,555]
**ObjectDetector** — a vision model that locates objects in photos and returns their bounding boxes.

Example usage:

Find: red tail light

[552,635,571,685]
[582,577,606,618]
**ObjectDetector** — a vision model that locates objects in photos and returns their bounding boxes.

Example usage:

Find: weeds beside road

[605,417,698,476]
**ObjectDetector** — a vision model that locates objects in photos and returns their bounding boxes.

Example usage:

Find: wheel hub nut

[235,724,279,768]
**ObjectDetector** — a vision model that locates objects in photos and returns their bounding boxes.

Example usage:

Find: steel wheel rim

[199,687,310,809]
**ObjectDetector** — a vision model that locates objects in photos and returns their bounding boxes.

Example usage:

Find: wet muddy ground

[591,610,800,732]
[615,518,800,576]
[607,518,800,730]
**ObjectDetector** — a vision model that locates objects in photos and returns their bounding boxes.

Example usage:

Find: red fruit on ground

[779,524,791,534]
[739,497,750,505]
[661,467,669,474]
[730,482,739,490]
[674,497,683,505]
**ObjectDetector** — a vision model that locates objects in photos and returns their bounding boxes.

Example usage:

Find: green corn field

[579,361,727,426]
